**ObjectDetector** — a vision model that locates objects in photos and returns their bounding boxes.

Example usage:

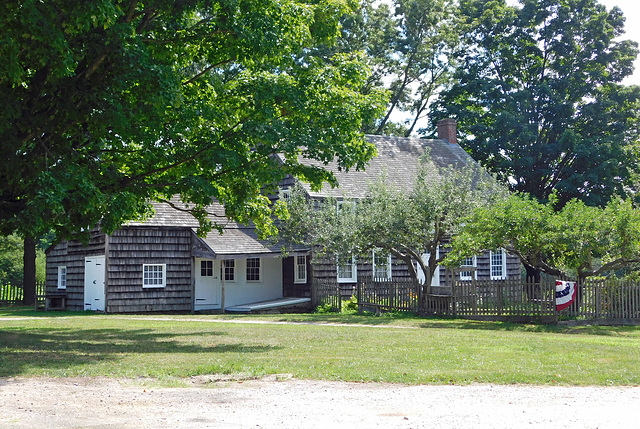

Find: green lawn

[1,307,639,386]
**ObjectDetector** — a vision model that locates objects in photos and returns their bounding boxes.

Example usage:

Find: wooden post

[357,280,362,315]
[311,278,318,308]
[497,281,503,317]
[221,260,226,313]
[104,234,110,313]
[417,277,423,314]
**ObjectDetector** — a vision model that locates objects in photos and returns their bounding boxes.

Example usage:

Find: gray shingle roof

[126,197,304,259]
[295,135,475,199]
[195,227,282,259]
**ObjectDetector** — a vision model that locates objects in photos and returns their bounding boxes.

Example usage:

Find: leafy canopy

[320,0,460,136]
[433,0,640,206]
[0,0,386,241]
[445,193,640,281]
[280,154,503,287]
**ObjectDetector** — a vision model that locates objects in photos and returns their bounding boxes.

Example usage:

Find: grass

[1,306,639,386]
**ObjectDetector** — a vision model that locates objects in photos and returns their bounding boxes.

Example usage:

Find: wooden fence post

[311,279,317,308]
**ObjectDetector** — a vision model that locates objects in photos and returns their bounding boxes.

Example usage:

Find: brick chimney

[437,118,457,145]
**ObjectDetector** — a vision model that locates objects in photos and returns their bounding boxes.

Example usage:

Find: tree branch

[182,58,236,86]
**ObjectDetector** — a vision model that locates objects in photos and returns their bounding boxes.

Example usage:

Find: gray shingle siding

[106,227,193,313]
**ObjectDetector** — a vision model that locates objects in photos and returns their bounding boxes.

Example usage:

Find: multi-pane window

[246,258,261,282]
[372,250,392,280]
[490,249,507,280]
[460,256,476,281]
[57,266,67,289]
[224,260,235,282]
[294,255,307,284]
[337,254,357,283]
[200,260,213,277]
[279,188,291,202]
[143,264,166,288]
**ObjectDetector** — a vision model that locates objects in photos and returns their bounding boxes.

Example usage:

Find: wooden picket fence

[357,277,420,313]
[311,275,640,324]
[311,278,343,311]
[440,277,557,322]
[0,281,47,305]
[562,278,640,321]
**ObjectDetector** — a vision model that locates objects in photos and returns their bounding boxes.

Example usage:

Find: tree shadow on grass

[0,327,281,378]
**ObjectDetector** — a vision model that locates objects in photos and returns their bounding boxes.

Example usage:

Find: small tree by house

[444,193,640,285]
[280,154,504,293]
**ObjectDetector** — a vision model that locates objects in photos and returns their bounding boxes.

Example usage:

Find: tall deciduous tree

[433,0,640,206]
[322,0,459,136]
[1,0,386,244]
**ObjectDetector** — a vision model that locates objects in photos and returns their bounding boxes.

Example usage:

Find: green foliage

[445,193,640,281]
[434,0,640,206]
[281,155,504,285]
[0,0,386,241]
[314,303,337,314]
[341,295,359,314]
[0,235,45,284]
[322,0,460,136]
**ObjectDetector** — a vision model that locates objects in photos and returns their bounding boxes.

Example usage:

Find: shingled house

[45,120,520,313]
[44,199,310,313]
[278,119,521,298]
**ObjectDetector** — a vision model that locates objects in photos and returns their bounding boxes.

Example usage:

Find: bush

[341,295,358,314]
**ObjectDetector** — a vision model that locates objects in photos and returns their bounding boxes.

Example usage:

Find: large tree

[1,0,386,244]
[322,0,459,136]
[433,0,640,206]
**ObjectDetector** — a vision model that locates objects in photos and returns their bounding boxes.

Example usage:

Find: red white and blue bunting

[555,280,577,311]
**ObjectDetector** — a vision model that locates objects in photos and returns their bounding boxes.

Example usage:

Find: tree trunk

[23,236,36,306]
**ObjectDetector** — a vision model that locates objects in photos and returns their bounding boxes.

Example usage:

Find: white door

[84,256,106,311]
[195,258,221,310]
[417,250,440,286]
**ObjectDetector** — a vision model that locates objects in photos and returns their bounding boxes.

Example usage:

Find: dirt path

[1,377,638,428]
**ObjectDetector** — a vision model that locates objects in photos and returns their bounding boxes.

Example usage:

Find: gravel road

[1,376,638,428]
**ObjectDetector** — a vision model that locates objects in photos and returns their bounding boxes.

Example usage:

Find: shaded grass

[1,307,639,386]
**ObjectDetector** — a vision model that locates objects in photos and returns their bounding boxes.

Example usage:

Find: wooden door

[84,256,106,311]
[194,258,221,310]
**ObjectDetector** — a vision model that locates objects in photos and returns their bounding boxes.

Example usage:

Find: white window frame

[200,260,214,277]
[279,187,291,202]
[337,254,357,283]
[372,250,392,280]
[294,255,307,284]
[490,249,507,280]
[223,259,236,282]
[143,264,166,288]
[57,266,67,289]
[459,256,477,281]
[246,257,262,282]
